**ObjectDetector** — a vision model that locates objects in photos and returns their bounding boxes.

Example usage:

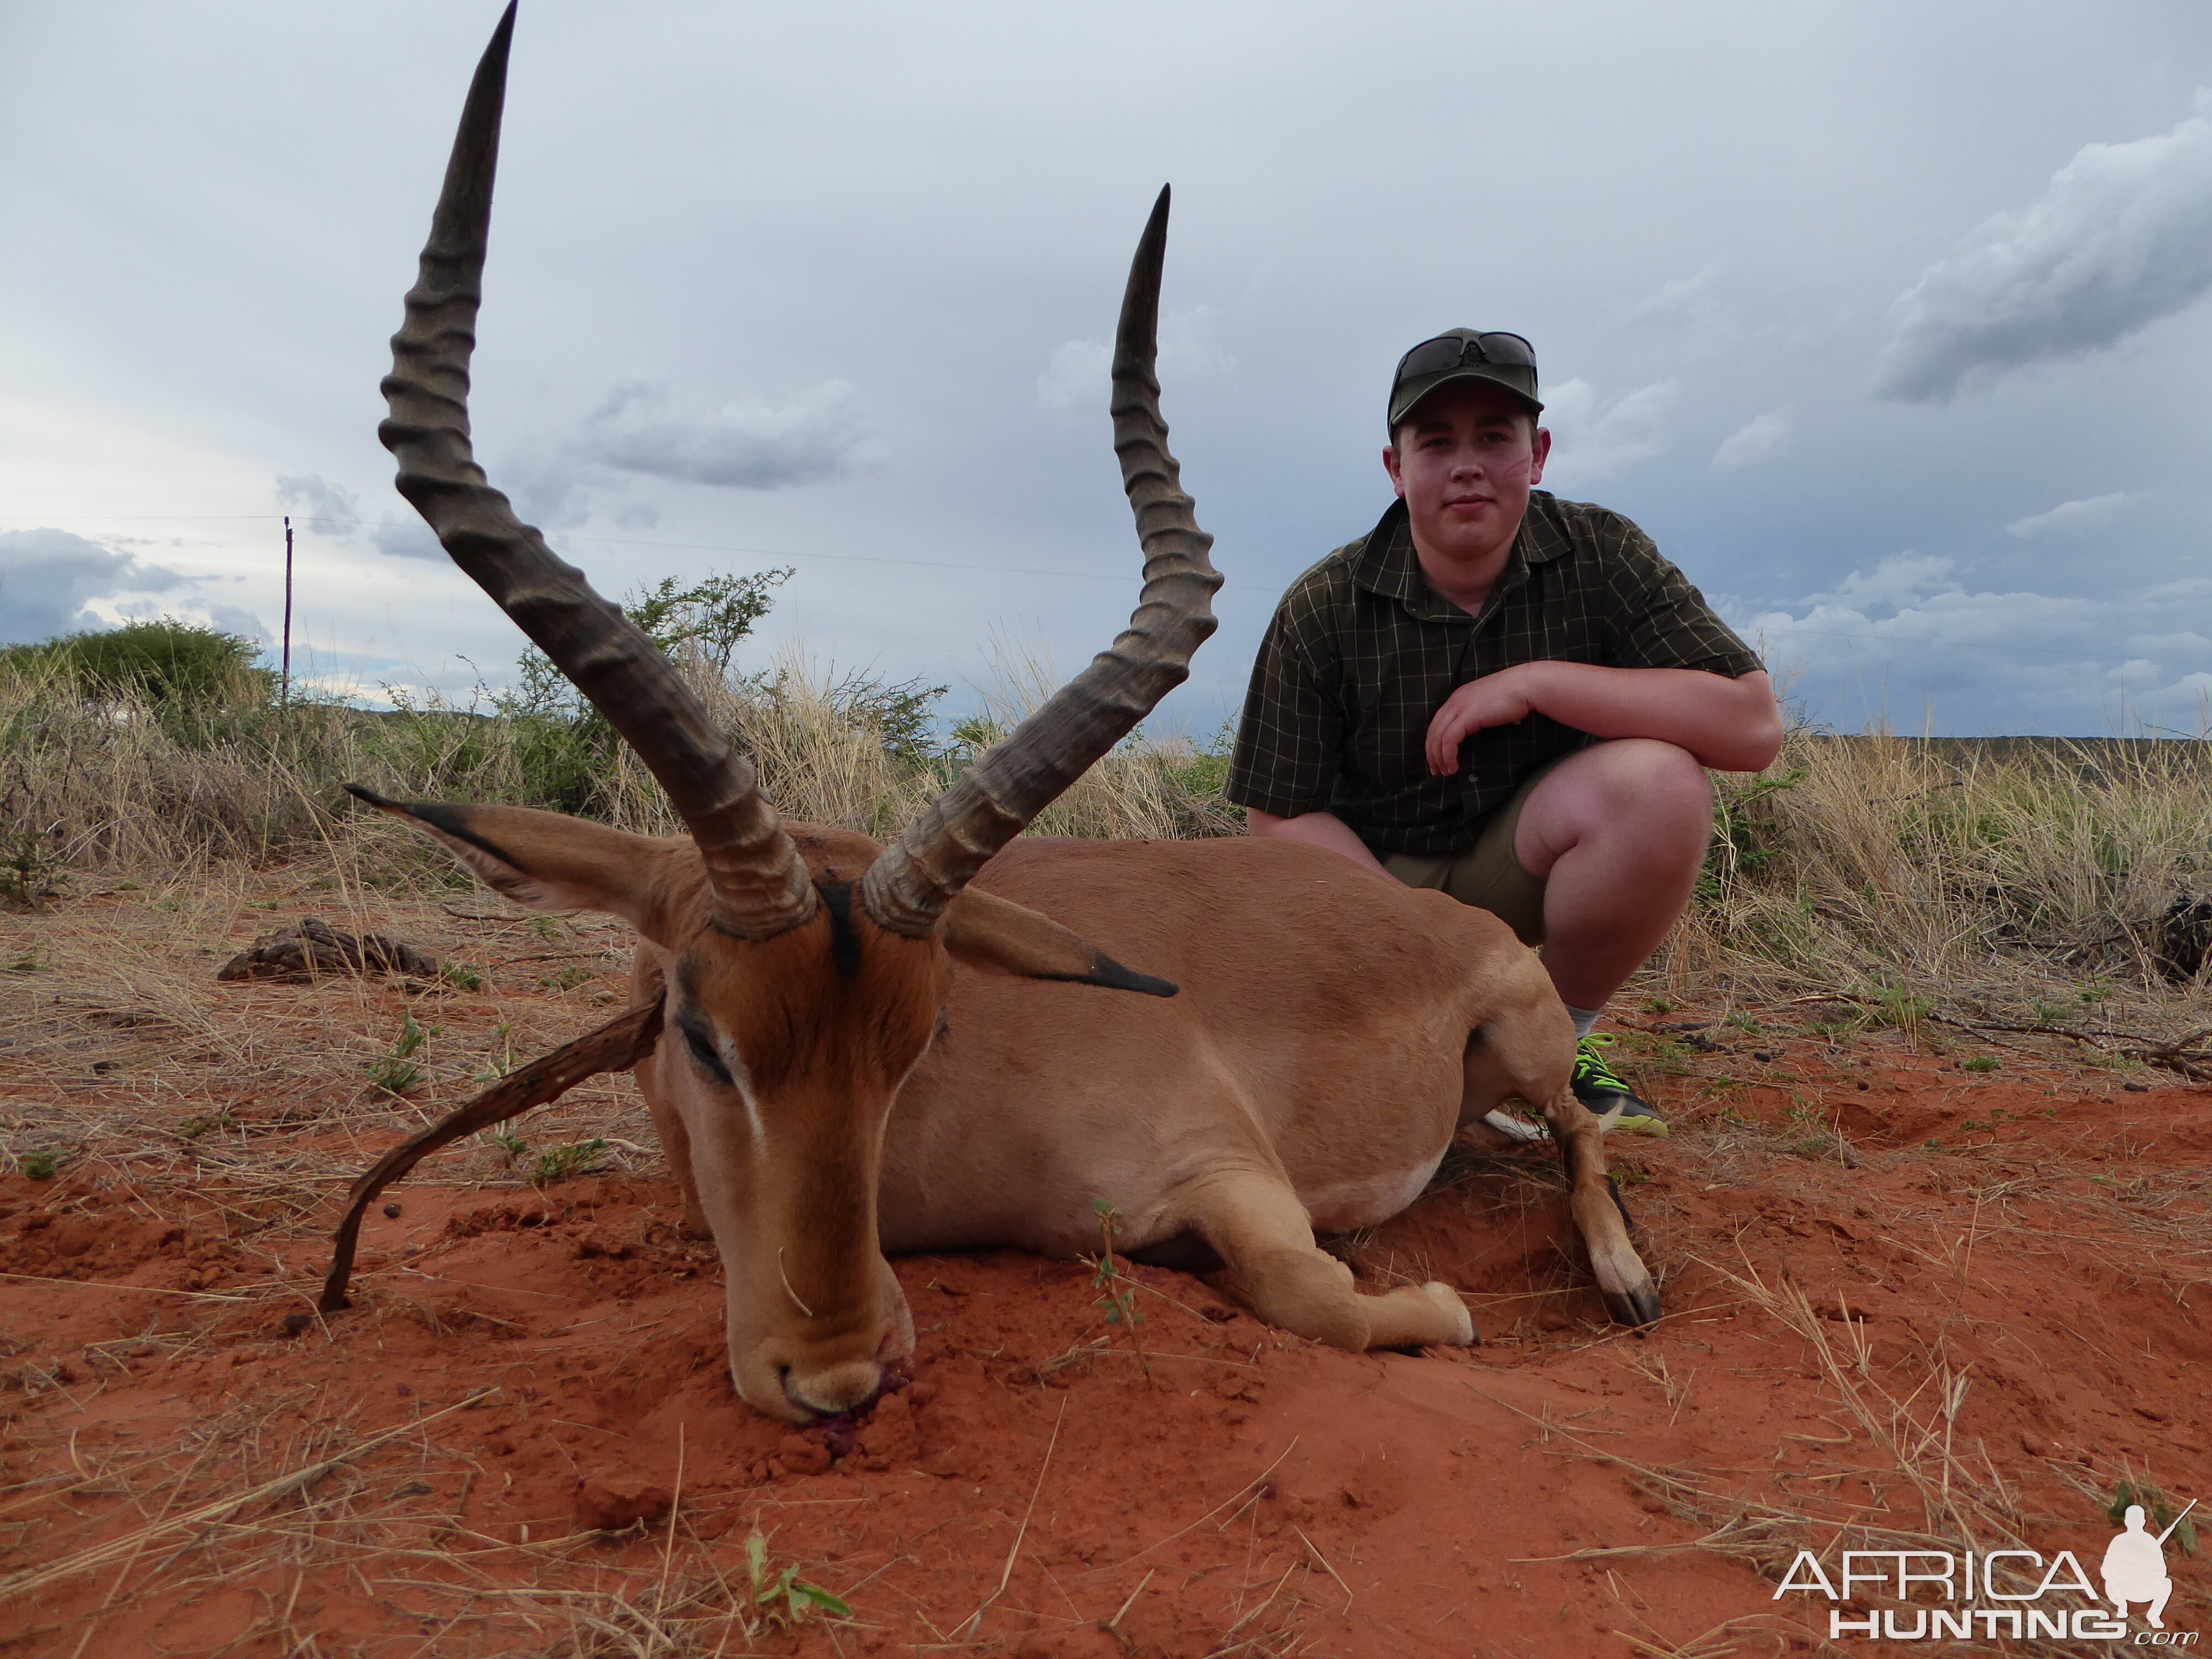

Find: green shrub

[0,619,272,707]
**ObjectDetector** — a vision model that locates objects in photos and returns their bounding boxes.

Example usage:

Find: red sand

[4,1027,2208,1656]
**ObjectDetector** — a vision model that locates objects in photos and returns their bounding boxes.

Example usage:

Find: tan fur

[371,802,1659,1421]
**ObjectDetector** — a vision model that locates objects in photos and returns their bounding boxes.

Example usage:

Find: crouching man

[1227,328,1784,1130]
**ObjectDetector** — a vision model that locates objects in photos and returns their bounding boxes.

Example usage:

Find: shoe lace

[1572,1033,1632,1093]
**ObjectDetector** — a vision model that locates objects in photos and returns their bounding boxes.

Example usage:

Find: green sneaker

[1572,1035,1667,1136]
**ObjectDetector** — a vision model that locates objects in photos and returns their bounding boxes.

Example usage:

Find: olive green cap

[1387,327,1542,432]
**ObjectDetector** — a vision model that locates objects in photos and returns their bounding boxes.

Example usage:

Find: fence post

[281,515,294,708]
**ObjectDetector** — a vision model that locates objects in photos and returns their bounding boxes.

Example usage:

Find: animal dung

[216,916,442,985]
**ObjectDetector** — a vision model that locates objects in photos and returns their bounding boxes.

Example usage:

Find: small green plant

[367,1012,435,1096]
[1864,983,1932,1036]
[531,1139,607,1185]
[439,960,484,991]
[471,1021,519,1084]
[2031,998,2073,1026]
[1641,995,1677,1015]
[742,1530,851,1626]
[528,915,557,941]
[7,946,47,973]
[1091,1199,1154,1382]
[180,1111,237,1141]
[2107,1478,2198,1556]
[538,965,591,991]
[20,1150,59,1181]
[1960,1056,2000,1074]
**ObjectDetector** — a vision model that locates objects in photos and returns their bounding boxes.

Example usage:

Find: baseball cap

[1387,329,1542,431]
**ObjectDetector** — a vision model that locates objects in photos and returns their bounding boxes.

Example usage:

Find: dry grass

[1669,730,2212,1035]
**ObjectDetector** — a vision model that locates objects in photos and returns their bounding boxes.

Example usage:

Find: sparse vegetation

[365,1011,434,1097]
[531,1138,608,1185]
[1090,1199,1154,1383]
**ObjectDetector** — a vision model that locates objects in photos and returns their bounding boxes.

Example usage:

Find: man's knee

[1527,739,1712,863]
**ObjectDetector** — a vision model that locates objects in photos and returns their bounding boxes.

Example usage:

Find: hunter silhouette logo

[1773,1495,2198,1643]
[2105,1500,2195,1630]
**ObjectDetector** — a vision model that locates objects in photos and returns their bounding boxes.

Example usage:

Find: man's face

[1382,381,1550,571]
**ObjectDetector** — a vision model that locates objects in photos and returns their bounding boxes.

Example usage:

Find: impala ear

[343,784,694,946]
[941,889,1176,997]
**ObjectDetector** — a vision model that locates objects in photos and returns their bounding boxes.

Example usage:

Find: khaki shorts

[1378,759,1561,946]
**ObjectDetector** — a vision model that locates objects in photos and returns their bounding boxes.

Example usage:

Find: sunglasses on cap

[1393,331,1538,383]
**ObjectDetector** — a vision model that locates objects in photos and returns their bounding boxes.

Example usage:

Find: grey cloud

[371,514,447,562]
[1627,267,1722,334]
[1035,307,1232,414]
[1736,555,2212,729]
[2005,490,2146,538]
[205,604,269,643]
[274,473,364,539]
[576,378,878,489]
[1874,91,2212,402]
[0,528,189,645]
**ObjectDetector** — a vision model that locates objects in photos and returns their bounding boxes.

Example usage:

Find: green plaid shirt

[1226,492,1762,857]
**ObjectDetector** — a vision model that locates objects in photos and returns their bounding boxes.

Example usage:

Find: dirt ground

[2,874,2208,1657]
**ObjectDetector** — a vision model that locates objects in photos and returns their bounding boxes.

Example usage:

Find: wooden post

[281,515,294,708]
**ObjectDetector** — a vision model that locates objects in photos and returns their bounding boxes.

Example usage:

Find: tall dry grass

[0,641,1239,895]
[9,637,2212,1020]
[1667,729,2212,1026]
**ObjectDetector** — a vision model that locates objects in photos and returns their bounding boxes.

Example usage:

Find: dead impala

[340,6,1657,1426]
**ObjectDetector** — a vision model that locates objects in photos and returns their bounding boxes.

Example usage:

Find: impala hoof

[1603,1283,1662,1328]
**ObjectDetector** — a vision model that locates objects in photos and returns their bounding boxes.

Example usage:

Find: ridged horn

[379,5,815,940]
[860,186,1222,937]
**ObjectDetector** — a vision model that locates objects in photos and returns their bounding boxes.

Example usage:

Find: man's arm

[1425,664,1783,775]
[1243,806,1395,877]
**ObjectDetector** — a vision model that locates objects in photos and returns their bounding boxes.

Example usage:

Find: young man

[1227,328,1783,1131]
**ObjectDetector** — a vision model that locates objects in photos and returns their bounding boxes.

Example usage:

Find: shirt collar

[1351,492,1571,620]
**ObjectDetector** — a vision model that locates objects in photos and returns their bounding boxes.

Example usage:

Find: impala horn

[860,186,1222,936]
[378,4,815,940]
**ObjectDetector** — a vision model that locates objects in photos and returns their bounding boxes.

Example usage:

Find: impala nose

[784,1358,883,1418]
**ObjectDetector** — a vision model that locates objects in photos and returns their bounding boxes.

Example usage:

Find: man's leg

[1512,738,1713,1012]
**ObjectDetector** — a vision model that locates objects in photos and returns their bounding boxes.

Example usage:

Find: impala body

[356,7,1656,1427]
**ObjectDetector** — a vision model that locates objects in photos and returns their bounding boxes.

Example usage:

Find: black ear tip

[343,782,402,812]
[1135,973,1178,999]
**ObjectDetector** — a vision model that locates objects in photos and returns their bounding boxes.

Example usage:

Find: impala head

[353,6,1218,1423]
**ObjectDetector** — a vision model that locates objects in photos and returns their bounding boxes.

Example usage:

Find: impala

[346,6,1658,1427]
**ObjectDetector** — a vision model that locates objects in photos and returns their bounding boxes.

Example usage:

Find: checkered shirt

[1225,492,1762,857]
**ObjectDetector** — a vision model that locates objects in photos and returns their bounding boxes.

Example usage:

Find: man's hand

[1425,665,1537,775]
[1426,662,1784,775]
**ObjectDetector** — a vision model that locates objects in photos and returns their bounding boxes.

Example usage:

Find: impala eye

[682,1024,733,1086]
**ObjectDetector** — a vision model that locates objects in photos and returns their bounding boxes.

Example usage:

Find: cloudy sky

[4,1,2210,739]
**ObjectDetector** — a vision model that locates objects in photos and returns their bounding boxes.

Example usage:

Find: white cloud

[1737,553,2212,730]
[1712,408,1793,471]
[371,514,446,562]
[1627,267,1722,335]
[2004,489,2145,538]
[274,473,363,539]
[1540,378,1679,483]
[1875,90,2212,401]
[0,528,190,644]
[577,378,879,489]
[1035,306,1233,414]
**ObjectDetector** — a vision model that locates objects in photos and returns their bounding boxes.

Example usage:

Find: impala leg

[1183,1170,1475,1350]
[1545,1091,1659,1327]
[630,956,712,1240]
[633,1045,713,1240]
